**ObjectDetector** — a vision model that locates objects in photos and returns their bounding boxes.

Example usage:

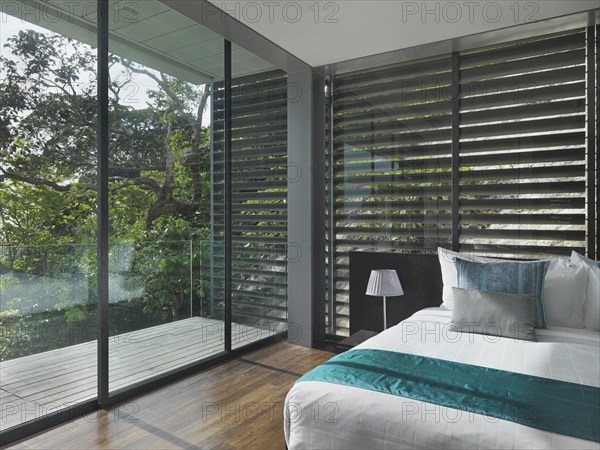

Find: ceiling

[6,0,598,81]
[207,0,600,67]
[5,0,274,83]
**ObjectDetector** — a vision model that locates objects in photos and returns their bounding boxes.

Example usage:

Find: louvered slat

[211,69,288,328]
[327,29,592,337]
[459,31,587,255]
[327,55,453,336]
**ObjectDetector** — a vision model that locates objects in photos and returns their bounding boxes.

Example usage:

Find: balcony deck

[0,317,277,431]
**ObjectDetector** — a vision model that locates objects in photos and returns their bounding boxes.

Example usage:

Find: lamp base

[383,295,387,330]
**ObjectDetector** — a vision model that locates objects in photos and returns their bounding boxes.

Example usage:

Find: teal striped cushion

[454,259,551,329]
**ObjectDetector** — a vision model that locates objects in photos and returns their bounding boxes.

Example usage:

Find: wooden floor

[0,317,277,431]
[6,342,333,449]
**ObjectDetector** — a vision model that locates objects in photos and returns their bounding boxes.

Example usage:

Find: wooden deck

[6,342,333,450]
[0,317,276,431]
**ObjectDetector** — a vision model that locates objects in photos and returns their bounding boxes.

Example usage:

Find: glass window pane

[0,1,97,428]
[107,1,224,393]
[229,47,288,349]
[326,56,453,335]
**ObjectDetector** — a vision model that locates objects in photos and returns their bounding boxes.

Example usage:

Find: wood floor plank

[6,342,333,450]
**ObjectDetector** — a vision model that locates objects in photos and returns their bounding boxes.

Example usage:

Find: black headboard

[349,252,443,333]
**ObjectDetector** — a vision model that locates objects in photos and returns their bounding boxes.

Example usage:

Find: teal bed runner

[298,349,600,442]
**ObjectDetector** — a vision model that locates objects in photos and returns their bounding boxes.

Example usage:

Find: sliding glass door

[212,50,288,351]
[0,0,98,429]
[106,0,225,394]
[0,0,288,439]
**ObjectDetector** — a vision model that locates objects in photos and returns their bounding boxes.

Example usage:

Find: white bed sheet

[284,307,600,450]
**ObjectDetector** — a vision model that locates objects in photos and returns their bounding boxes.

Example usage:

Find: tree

[0,29,213,327]
[0,30,211,233]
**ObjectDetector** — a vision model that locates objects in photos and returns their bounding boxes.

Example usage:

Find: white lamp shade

[366,269,404,297]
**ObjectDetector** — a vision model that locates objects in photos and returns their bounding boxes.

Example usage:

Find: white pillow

[438,248,588,327]
[437,247,492,309]
[571,251,600,332]
[543,258,588,329]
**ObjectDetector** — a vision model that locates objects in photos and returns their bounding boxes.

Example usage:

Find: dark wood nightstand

[337,330,378,351]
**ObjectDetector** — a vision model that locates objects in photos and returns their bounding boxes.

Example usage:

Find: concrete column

[287,68,326,347]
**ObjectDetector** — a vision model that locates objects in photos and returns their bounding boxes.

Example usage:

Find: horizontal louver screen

[212,70,288,338]
[458,30,587,257]
[328,56,453,335]
[328,28,595,337]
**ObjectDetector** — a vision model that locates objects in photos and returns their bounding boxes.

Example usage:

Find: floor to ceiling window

[212,52,288,351]
[0,0,288,440]
[106,0,226,394]
[0,1,98,430]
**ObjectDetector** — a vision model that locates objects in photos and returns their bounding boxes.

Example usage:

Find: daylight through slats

[326,29,595,336]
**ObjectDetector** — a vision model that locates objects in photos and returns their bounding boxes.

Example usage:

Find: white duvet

[284,307,600,449]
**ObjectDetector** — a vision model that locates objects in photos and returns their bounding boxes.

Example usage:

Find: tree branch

[109,176,162,194]
[121,59,196,128]
[0,167,79,192]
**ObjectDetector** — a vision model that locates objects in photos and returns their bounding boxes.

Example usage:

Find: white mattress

[284,307,600,450]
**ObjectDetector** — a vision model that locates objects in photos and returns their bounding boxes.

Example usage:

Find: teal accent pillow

[454,258,551,328]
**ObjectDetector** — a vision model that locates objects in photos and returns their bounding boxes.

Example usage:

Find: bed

[284,250,600,450]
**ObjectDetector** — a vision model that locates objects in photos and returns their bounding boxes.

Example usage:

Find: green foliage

[133,216,208,319]
[64,306,87,325]
[0,26,214,361]
[0,273,19,290]
[0,180,96,279]
[0,309,30,361]
[54,301,89,326]
[0,301,172,362]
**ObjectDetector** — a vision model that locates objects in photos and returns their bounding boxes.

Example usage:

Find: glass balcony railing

[0,241,287,429]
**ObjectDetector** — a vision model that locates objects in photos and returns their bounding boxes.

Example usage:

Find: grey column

[287,68,326,348]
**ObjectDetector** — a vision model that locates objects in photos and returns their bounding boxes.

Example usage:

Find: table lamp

[365,269,404,329]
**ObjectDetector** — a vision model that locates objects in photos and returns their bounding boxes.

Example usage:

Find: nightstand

[337,329,379,351]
